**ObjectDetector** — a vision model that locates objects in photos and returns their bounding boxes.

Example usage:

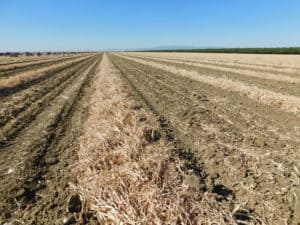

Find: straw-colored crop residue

[72,54,236,224]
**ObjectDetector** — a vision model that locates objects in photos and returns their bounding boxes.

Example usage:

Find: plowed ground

[110,52,300,225]
[0,53,102,224]
[0,52,299,225]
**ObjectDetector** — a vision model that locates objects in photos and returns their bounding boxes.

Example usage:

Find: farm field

[0,52,299,225]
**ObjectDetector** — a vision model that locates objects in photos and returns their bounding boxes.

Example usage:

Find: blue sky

[0,0,299,51]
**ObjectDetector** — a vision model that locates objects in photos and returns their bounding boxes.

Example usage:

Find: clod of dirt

[142,128,161,143]
[183,174,201,192]
[212,184,234,201]
[68,194,82,213]
[138,116,147,122]
[132,104,143,110]
[192,93,209,102]
[233,210,251,223]
[82,210,98,224]
[63,216,76,225]
[253,137,267,147]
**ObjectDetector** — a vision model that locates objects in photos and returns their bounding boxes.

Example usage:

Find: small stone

[6,168,15,175]
[68,194,82,213]
[63,216,76,225]
[138,116,147,122]
[198,94,209,102]
[211,172,219,180]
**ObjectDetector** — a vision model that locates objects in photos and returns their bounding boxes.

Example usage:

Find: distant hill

[136,45,221,51]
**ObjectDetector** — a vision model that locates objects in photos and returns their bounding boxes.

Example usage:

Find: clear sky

[0,0,299,51]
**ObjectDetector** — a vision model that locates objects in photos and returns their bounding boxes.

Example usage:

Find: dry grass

[71,54,237,224]
[118,54,300,115]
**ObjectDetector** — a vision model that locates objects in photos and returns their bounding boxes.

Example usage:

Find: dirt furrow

[123,54,300,98]
[113,56,300,147]
[0,55,93,97]
[72,53,238,225]
[118,56,300,142]
[0,54,84,77]
[0,57,51,67]
[110,54,300,225]
[118,54,300,115]
[125,54,300,83]
[129,52,300,73]
[0,56,93,123]
[135,54,300,77]
[0,54,102,224]
[0,55,93,91]
[0,56,59,66]
[0,56,96,145]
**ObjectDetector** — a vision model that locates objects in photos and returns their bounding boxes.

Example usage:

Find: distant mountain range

[129,45,222,51]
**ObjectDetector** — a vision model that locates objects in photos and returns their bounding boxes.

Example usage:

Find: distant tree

[9,52,20,57]
[25,52,34,56]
